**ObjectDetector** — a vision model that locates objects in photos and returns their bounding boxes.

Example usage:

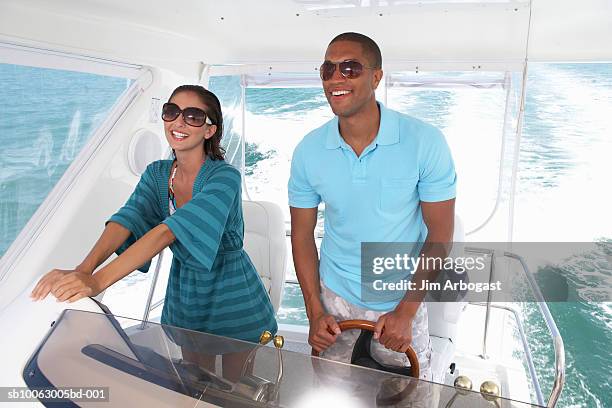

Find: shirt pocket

[380,177,419,214]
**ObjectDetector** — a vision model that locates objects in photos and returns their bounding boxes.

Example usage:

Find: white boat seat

[242,200,287,313]
[426,215,466,382]
[430,335,456,384]
[426,215,466,341]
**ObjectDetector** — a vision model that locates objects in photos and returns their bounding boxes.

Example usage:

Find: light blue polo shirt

[288,103,456,311]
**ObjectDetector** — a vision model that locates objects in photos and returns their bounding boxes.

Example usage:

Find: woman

[30,85,278,353]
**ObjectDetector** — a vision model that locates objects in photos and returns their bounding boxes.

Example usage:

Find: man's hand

[309,313,341,353]
[374,308,414,353]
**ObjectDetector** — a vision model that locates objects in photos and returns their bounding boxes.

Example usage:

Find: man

[288,32,456,381]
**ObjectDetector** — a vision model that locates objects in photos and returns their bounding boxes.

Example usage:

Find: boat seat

[426,215,466,382]
[430,335,456,384]
[426,215,466,341]
[242,200,287,313]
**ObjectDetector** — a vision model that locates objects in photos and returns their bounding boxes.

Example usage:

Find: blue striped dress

[108,158,278,343]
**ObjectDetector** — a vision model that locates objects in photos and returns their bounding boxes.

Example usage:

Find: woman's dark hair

[169,85,225,160]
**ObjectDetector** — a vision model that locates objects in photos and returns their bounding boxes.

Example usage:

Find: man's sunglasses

[161,103,213,127]
[319,60,375,81]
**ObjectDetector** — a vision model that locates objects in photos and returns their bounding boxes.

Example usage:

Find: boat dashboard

[22,308,544,407]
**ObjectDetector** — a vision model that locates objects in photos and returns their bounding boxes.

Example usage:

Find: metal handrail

[140,249,165,329]
[148,298,165,312]
[504,251,565,408]
[470,302,545,406]
[464,247,494,360]
[465,247,565,408]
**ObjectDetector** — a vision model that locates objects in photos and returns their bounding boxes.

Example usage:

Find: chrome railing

[466,247,565,408]
[140,249,166,329]
[505,251,565,408]
[470,302,545,405]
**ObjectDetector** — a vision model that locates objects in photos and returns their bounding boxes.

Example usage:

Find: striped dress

[108,158,278,343]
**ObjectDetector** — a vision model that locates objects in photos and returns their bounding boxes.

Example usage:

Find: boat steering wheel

[312,319,420,379]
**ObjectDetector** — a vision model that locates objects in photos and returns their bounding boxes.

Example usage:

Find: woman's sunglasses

[161,103,213,127]
[319,60,375,81]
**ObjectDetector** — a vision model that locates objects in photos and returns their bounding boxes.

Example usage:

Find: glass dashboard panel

[23,309,543,407]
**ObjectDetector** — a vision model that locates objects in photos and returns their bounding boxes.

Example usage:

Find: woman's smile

[171,130,189,141]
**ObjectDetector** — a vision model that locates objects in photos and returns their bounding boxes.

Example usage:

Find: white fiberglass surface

[295,0,529,11]
[0,63,131,261]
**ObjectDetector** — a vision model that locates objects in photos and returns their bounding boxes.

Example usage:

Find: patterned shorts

[320,283,433,381]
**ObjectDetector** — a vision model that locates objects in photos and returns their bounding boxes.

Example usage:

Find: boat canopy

[0,0,610,78]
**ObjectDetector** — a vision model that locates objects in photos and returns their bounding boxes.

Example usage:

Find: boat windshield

[24,309,544,407]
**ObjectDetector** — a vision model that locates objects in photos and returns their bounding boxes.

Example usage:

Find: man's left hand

[374,308,414,353]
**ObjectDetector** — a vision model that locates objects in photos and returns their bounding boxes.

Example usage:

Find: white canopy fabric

[0,0,610,76]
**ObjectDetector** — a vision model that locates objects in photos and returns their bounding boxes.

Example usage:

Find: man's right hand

[309,312,341,353]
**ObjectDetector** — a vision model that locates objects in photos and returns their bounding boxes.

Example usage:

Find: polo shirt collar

[325,102,399,150]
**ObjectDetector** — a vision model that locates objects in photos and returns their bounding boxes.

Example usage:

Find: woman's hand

[51,272,102,302]
[30,223,172,303]
[31,269,101,302]
[30,269,77,301]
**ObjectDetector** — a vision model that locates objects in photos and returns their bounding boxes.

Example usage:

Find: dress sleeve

[162,164,240,273]
[107,162,162,272]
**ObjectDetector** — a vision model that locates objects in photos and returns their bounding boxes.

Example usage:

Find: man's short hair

[329,32,382,69]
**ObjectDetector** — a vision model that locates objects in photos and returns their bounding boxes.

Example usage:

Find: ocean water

[0,64,131,256]
[1,63,611,407]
